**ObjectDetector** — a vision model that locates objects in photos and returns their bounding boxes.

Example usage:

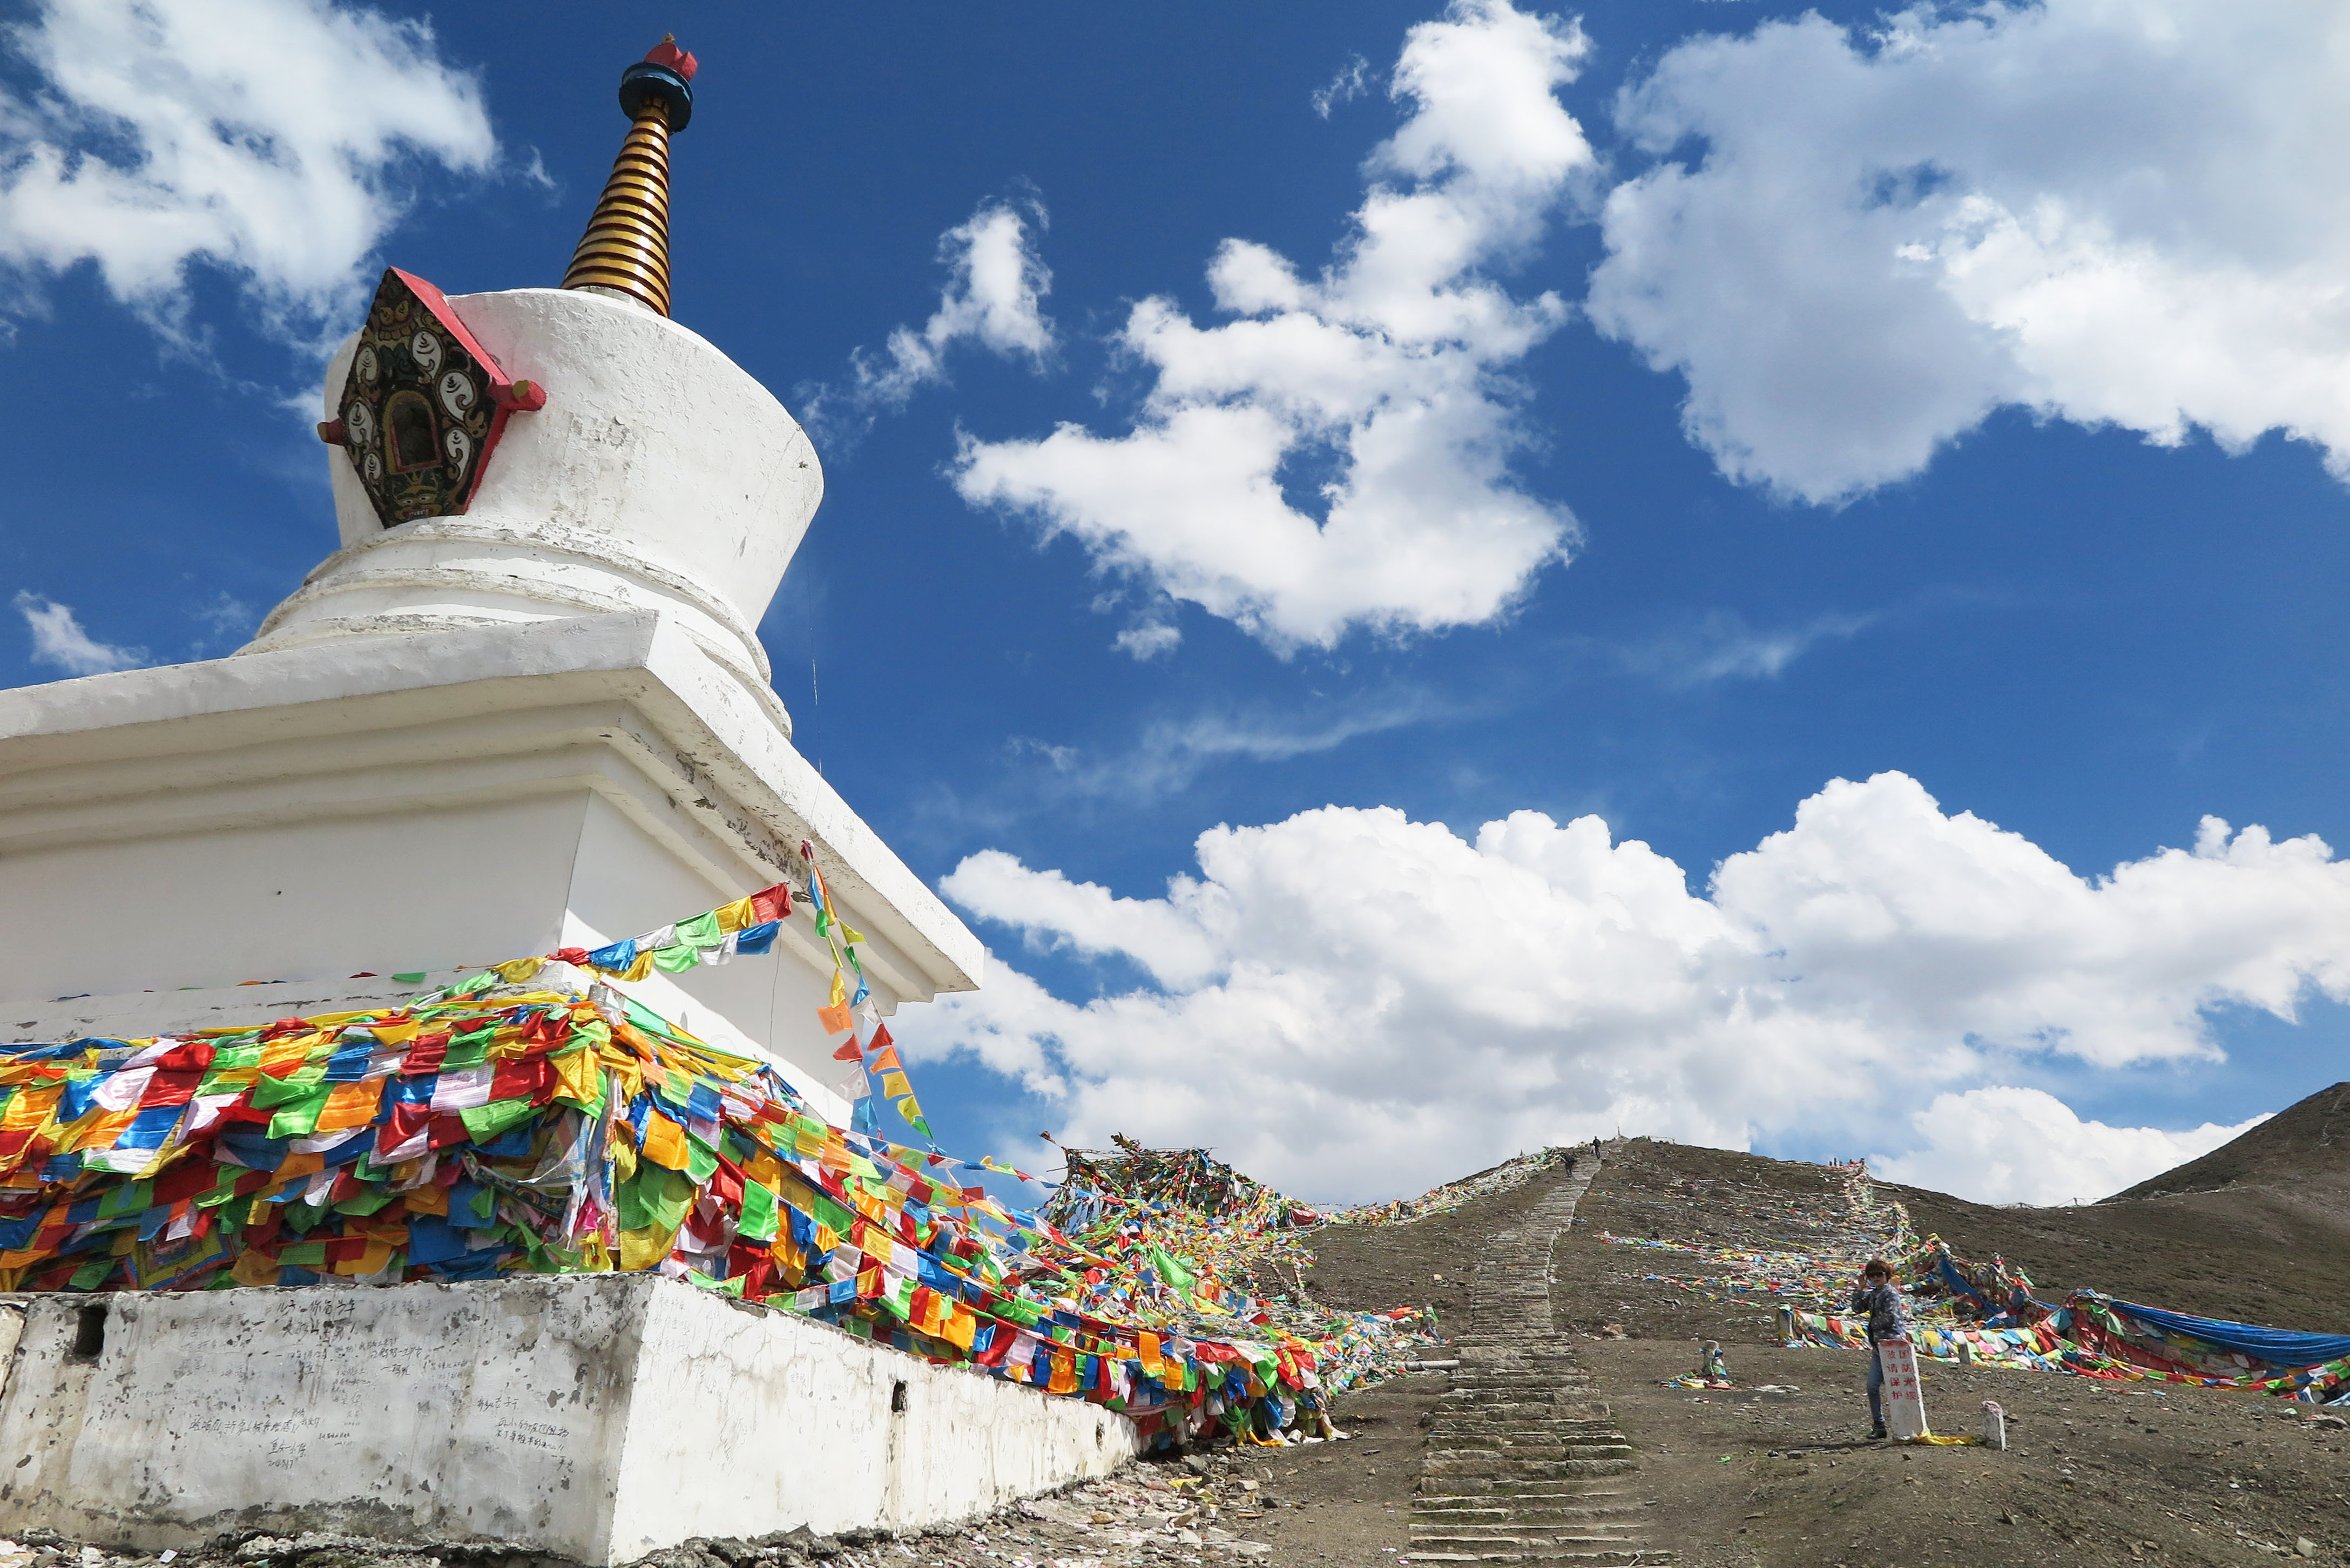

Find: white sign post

[1879,1335,1929,1441]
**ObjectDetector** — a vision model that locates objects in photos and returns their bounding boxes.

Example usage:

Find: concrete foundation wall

[0,1278,1139,1565]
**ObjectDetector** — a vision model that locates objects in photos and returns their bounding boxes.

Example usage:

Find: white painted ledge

[0,1276,1140,1563]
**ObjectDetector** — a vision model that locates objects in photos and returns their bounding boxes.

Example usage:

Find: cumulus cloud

[13,591,146,675]
[954,0,1591,653]
[0,0,495,343]
[841,199,1057,413]
[1587,0,2350,502]
[1871,1086,2267,1207]
[920,772,2348,1202]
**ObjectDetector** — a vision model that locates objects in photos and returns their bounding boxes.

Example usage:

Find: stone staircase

[1407,1148,1670,1566]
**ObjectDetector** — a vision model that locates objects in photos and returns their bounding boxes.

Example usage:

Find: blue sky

[6,0,2350,1205]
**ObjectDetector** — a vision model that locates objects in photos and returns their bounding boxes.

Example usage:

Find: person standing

[1849,1257,1912,1439]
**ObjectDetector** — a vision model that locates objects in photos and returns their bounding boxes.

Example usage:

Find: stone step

[1410,1513,1654,1523]
[1399,1552,1673,1566]
[1415,1491,1637,1508]
[1412,1155,1664,1568]
[1428,1443,1637,1462]
[1417,1476,1642,1497]
[1409,1537,1648,1552]
[1428,1419,1624,1435]
[1419,1457,1645,1466]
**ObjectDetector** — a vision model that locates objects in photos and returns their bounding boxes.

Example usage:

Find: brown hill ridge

[1890,1077,2350,1335]
[2107,1078,2349,1201]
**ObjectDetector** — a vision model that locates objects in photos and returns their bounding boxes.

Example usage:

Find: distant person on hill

[1849,1256,1912,1439]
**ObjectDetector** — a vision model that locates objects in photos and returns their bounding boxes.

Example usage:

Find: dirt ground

[1296,1150,1594,1323]
[16,1112,2347,1568]
[1555,1132,2350,1568]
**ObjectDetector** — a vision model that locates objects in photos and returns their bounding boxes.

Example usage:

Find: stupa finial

[560,37,699,316]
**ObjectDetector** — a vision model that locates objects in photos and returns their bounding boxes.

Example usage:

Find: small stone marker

[1880,1335,1929,1441]
[1981,1400,2008,1450]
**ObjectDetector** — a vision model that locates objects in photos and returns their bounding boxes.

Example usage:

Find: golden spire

[561,37,698,316]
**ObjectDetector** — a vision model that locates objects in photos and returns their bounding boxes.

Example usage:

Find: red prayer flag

[402,1031,450,1076]
[138,1070,203,1109]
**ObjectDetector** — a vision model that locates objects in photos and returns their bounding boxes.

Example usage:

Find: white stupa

[0,39,978,1124]
[0,44,1131,1563]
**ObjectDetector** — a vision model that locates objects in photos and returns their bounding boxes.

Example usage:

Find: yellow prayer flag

[231,1251,281,1288]
[313,1082,380,1133]
[618,1222,677,1272]
[640,1108,690,1171]
[715,897,757,933]
[552,1047,601,1107]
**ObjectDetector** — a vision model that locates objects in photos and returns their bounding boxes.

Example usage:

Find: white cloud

[921,771,2349,1203]
[1587,0,2350,503]
[1112,622,1183,661]
[1872,1086,2267,1207]
[0,0,495,342]
[944,851,1227,990]
[954,0,1591,653]
[1007,691,1454,801]
[844,199,1056,411]
[1615,607,1876,686]
[1313,53,1373,119]
[13,591,146,675]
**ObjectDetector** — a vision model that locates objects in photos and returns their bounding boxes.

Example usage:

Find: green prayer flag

[444,1025,496,1068]
[685,1133,719,1184]
[811,1189,855,1236]
[652,943,703,973]
[459,1097,538,1143]
[391,972,427,984]
[248,1066,328,1109]
[1149,1244,1195,1293]
[617,1164,695,1233]
[265,1086,332,1140]
[739,1180,779,1243]
[673,911,722,947]
[212,1039,264,1071]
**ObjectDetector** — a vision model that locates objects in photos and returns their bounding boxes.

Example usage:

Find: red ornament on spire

[644,35,697,81]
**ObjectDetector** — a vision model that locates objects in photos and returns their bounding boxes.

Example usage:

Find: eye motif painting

[320,268,546,529]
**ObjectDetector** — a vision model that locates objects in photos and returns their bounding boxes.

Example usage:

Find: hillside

[2110,1080,2349,1200]
[1894,1080,2350,1332]
[1555,1130,2350,1568]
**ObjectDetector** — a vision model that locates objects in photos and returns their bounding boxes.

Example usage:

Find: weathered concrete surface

[0,1276,1140,1564]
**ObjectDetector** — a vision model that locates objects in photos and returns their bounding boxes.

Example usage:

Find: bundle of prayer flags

[0,956,1430,1444]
